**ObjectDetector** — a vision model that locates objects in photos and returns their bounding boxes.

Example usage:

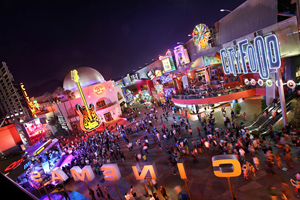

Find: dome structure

[63,67,105,91]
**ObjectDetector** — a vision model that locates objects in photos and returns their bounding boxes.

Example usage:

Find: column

[204,67,210,83]
[266,72,276,106]
[276,68,287,127]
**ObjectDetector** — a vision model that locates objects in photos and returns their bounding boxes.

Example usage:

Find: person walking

[160,186,168,199]
[253,155,260,170]
[284,152,293,168]
[89,188,96,200]
[130,185,137,199]
[275,153,281,169]
[104,186,110,199]
[97,184,104,198]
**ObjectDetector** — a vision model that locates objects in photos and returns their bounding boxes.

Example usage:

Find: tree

[63,89,77,120]
[234,103,242,115]
[43,92,56,118]
[261,99,267,111]
[55,87,70,119]
[290,98,300,129]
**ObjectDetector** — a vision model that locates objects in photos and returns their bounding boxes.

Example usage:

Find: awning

[189,55,221,72]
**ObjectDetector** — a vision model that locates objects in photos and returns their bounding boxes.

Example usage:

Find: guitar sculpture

[71,70,101,131]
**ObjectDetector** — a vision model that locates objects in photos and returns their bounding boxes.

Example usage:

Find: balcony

[96,101,117,111]
[172,85,266,105]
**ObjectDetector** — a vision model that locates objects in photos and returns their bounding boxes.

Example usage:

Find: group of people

[56,98,300,200]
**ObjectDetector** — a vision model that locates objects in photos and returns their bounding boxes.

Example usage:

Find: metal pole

[227,177,234,200]
[147,179,154,196]
[61,181,70,199]
[276,68,287,127]
[113,180,122,200]
[43,184,51,200]
[184,179,192,200]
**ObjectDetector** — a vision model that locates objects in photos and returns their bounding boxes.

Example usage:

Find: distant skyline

[0,0,246,89]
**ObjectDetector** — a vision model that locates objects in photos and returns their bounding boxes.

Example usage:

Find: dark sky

[0,0,246,89]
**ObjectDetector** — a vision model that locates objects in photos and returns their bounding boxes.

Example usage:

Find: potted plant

[234,103,242,117]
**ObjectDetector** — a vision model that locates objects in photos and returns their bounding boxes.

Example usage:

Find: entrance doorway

[104,112,113,122]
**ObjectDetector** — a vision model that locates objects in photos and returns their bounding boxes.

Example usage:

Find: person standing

[160,186,168,199]
[243,112,246,121]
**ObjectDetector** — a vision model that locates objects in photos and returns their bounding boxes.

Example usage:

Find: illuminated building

[0,62,32,124]
[57,67,126,128]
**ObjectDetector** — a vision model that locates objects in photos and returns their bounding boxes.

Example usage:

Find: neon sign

[20,83,37,118]
[220,34,281,79]
[94,85,105,95]
[159,50,176,72]
[192,24,211,51]
[174,45,190,66]
[4,157,25,172]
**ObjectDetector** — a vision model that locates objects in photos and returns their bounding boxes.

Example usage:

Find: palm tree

[54,87,72,135]
[63,89,77,121]
[55,87,70,119]
[43,92,56,118]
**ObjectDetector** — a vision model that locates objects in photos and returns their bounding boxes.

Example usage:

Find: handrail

[246,89,298,130]
[172,85,257,100]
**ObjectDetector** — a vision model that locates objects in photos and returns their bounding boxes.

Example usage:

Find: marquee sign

[220,34,281,79]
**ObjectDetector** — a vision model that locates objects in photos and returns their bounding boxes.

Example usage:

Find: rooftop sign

[220,34,281,79]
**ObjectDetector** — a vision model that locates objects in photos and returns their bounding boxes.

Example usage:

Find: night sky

[0,0,246,90]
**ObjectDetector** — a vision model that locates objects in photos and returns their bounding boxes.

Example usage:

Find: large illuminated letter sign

[265,34,281,69]
[246,44,257,73]
[31,171,42,182]
[52,167,69,182]
[70,165,95,181]
[254,36,269,79]
[132,163,157,180]
[177,163,187,179]
[227,47,237,76]
[237,39,248,74]
[212,155,241,177]
[220,49,231,75]
[101,164,121,181]
[220,34,281,79]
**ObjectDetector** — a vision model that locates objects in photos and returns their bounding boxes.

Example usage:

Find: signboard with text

[220,34,281,79]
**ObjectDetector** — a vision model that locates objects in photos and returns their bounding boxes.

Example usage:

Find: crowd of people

[56,99,300,200]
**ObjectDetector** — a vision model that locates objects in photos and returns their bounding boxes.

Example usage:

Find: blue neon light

[265,34,281,69]
[246,44,257,73]
[220,34,281,79]
[220,49,231,75]
[237,39,248,74]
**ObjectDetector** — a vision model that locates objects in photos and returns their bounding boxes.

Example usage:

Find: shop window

[296,66,300,78]
[96,100,106,108]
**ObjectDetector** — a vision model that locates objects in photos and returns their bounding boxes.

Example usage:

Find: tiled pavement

[45,97,300,200]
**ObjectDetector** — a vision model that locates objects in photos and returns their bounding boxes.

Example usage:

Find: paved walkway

[49,97,300,200]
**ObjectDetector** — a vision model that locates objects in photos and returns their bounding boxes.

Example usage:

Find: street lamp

[220,9,232,13]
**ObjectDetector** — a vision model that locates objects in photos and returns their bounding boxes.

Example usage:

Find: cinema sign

[220,34,281,79]
[30,158,241,183]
